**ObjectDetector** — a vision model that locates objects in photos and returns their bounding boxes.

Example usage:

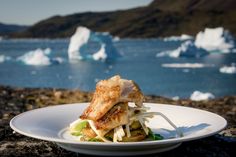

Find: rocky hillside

[0,23,28,36]
[11,0,236,38]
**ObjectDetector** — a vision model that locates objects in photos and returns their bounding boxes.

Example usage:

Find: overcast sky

[0,0,152,25]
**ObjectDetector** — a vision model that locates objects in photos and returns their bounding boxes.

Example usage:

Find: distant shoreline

[5,0,236,38]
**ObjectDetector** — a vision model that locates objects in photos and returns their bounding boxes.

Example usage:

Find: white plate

[10,103,227,156]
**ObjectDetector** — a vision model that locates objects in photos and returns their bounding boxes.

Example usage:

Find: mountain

[11,0,236,38]
[0,23,28,36]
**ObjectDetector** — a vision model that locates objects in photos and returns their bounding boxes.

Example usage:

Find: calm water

[0,39,236,98]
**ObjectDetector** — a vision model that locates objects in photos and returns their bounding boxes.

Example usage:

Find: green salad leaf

[71,120,88,136]
[88,138,103,142]
[148,129,164,140]
[71,132,82,136]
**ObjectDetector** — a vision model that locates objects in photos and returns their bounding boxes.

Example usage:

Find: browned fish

[80,75,144,121]
[94,102,129,130]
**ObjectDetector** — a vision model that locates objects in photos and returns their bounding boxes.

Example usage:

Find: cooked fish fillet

[94,102,129,130]
[80,75,144,121]
[81,127,97,138]
[81,102,128,138]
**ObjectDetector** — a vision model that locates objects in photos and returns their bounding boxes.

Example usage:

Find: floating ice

[219,65,236,74]
[92,44,107,61]
[162,63,206,68]
[0,55,11,63]
[190,91,215,101]
[158,27,235,58]
[113,36,120,42]
[163,34,193,41]
[172,96,180,101]
[68,26,120,61]
[68,27,90,60]
[195,27,234,53]
[17,48,52,66]
[157,41,208,58]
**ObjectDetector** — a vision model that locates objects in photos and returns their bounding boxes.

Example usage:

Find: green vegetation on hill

[11,0,236,38]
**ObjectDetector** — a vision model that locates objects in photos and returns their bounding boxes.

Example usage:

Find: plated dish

[69,75,182,142]
[10,76,227,155]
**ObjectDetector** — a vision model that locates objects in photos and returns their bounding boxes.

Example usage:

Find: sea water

[0,38,235,98]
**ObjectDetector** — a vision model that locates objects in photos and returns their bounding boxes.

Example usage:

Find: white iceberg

[67,26,120,61]
[190,91,215,101]
[17,48,52,66]
[162,63,206,68]
[195,27,234,53]
[219,65,236,74]
[172,96,180,101]
[92,44,107,61]
[68,27,91,60]
[157,41,208,58]
[163,34,193,41]
[0,55,11,63]
[113,36,120,42]
[158,27,235,58]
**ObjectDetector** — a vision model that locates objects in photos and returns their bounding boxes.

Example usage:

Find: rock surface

[0,86,235,156]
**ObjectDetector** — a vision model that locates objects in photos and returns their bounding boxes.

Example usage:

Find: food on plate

[69,75,182,142]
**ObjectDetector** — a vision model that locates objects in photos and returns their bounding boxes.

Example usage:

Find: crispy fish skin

[80,75,144,121]
[94,102,129,130]
[80,82,121,121]
[120,80,144,107]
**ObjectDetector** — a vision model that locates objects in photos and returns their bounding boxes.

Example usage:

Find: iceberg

[190,91,215,101]
[0,55,11,63]
[163,34,193,41]
[157,41,208,58]
[219,65,236,74]
[68,26,120,61]
[162,63,206,68]
[195,27,234,53]
[172,96,180,100]
[68,27,90,60]
[17,48,52,66]
[157,27,235,58]
[113,36,120,42]
[92,44,107,61]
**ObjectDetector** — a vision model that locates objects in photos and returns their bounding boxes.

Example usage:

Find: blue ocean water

[0,38,235,98]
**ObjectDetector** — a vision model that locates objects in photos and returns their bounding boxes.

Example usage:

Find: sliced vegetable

[130,121,141,130]
[70,120,88,136]
[122,129,147,142]
[71,132,82,136]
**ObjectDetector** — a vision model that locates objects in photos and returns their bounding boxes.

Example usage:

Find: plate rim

[10,102,227,146]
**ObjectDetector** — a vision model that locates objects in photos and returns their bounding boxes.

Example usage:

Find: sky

[0,0,152,25]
